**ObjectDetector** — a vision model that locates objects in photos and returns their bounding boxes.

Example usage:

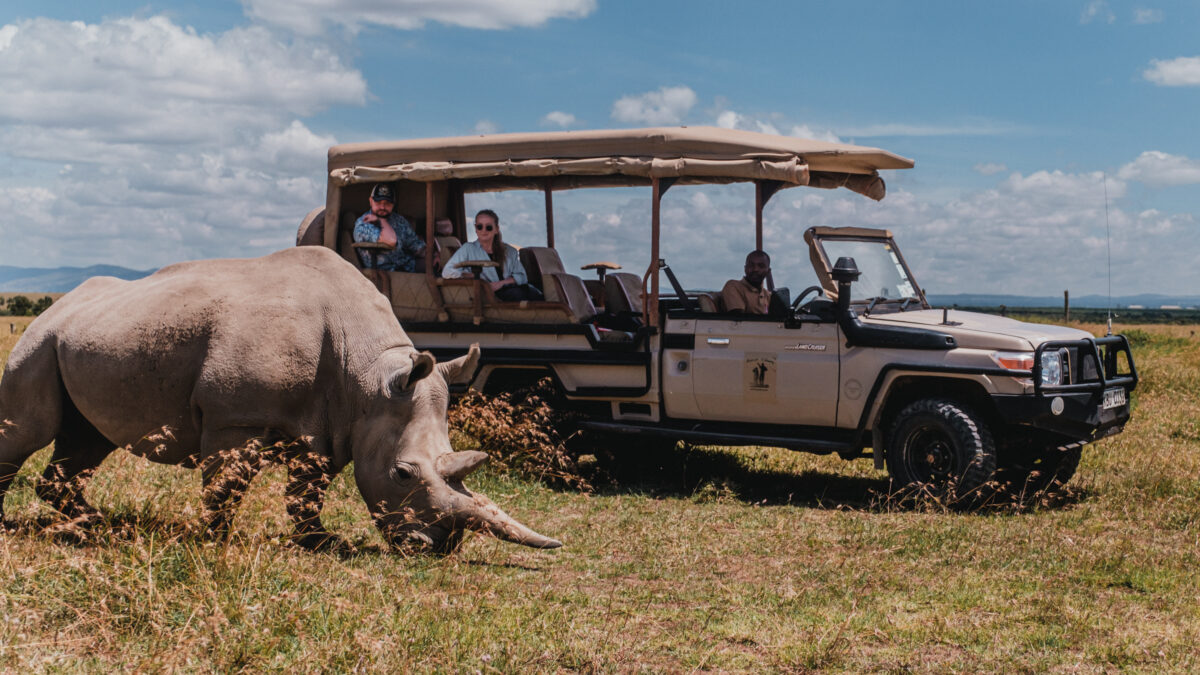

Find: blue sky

[1,0,1197,296]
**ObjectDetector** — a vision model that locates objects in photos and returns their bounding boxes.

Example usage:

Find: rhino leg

[35,402,115,521]
[282,443,336,549]
[198,429,268,539]
[0,340,66,523]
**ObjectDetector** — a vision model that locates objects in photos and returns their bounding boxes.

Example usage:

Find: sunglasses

[474,223,495,232]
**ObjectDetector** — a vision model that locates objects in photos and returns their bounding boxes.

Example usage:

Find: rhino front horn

[454,491,563,549]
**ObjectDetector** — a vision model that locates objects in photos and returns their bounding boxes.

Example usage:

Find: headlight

[1040,351,1062,386]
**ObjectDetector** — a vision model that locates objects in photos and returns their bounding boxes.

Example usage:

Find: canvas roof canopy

[328,126,914,201]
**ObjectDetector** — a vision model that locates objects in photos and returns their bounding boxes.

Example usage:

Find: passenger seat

[603,273,644,315]
[519,247,597,323]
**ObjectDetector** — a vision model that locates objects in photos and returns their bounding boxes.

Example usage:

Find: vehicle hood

[860,309,1094,350]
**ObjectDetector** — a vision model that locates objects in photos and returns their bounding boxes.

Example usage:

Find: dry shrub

[448,378,593,491]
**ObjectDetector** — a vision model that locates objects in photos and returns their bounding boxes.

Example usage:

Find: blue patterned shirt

[352,212,426,272]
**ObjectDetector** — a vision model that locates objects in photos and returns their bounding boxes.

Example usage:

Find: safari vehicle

[297,127,1137,501]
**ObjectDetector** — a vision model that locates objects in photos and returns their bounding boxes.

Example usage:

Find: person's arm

[352,216,378,243]
[507,245,528,286]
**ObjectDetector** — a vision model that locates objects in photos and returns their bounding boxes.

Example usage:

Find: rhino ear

[388,351,436,395]
[436,450,489,481]
[436,343,480,385]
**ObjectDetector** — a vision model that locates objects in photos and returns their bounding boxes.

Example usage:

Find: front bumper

[993,334,1137,440]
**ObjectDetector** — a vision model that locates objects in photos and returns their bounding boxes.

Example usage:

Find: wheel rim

[902,424,958,482]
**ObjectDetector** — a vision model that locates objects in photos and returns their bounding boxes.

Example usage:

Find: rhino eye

[390,463,417,482]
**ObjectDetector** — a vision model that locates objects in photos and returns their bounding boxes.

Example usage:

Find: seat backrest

[519,246,566,293]
[545,273,597,323]
[436,236,462,261]
[697,292,724,313]
[604,272,644,314]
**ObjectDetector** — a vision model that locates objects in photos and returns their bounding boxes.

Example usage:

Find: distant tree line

[0,295,54,316]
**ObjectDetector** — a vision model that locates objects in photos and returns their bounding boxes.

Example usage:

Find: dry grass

[1,317,1198,671]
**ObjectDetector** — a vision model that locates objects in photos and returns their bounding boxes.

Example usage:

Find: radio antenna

[1102,172,1113,336]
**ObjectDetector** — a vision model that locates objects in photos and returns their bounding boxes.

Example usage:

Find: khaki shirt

[721,278,770,314]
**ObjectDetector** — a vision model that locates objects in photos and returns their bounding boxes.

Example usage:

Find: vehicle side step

[579,421,858,454]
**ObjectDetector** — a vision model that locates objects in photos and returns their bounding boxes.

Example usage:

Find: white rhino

[0,247,561,553]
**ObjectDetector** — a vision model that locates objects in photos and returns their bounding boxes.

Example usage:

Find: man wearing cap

[721,250,772,314]
[352,183,428,272]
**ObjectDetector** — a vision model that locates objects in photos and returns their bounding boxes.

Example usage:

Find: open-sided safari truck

[297,127,1137,502]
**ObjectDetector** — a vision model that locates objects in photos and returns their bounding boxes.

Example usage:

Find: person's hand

[489,279,511,292]
[363,213,379,224]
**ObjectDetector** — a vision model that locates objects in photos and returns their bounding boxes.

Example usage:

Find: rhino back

[42,247,410,451]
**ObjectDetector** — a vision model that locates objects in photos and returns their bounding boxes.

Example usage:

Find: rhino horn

[436,450,489,481]
[453,490,563,549]
[436,343,480,385]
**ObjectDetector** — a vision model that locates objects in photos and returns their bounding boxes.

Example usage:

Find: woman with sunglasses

[442,209,543,301]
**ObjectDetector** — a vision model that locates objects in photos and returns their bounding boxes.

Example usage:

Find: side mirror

[831,257,859,313]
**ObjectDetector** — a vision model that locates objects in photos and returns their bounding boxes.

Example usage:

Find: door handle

[706,337,730,346]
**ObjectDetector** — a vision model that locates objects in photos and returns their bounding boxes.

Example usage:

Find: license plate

[1102,387,1127,410]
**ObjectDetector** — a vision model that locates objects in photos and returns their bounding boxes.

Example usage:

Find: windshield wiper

[863,296,885,315]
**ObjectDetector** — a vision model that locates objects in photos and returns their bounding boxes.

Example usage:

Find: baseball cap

[370,183,396,203]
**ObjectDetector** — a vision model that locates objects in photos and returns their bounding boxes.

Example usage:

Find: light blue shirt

[442,241,527,285]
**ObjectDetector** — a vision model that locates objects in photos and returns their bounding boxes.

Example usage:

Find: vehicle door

[687,313,840,426]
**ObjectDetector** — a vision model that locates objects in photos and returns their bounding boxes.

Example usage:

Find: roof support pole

[543,178,555,248]
[424,181,436,276]
[649,176,662,327]
[754,181,765,252]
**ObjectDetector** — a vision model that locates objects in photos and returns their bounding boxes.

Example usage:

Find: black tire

[886,398,997,504]
[996,436,1082,497]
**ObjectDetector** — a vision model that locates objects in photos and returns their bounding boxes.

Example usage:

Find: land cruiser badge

[745,353,777,399]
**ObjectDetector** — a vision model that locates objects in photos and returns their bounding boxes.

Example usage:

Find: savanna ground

[1,314,1197,672]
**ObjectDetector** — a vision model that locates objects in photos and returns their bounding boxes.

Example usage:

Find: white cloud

[974,162,1008,176]
[541,111,577,128]
[242,0,596,35]
[716,110,742,129]
[1143,56,1200,86]
[0,16,362,268]
[1118,151,1200,186]
[838,122,1019,137]
[474,119,499,134]
[611,86,697,125]
[1081,0,1115,24]
[788,124,841,143]
[1133,7,1163,23]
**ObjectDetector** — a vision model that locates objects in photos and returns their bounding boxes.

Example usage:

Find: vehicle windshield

[820,238,918,304]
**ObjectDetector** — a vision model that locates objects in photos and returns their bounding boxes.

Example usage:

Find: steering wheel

[791,285,827,310]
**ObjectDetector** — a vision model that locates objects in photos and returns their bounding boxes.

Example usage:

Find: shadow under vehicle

[297,126,1137,503]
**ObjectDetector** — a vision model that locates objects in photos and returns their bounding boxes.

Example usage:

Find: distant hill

[0,265,156,293]
[927,293,1200,310]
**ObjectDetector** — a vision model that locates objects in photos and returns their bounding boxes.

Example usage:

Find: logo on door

[745,353,776,398]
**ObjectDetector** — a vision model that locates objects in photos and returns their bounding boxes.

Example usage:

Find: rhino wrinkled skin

[0,247,561,553]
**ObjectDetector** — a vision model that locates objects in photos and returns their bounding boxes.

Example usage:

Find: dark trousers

[495,284,544,302]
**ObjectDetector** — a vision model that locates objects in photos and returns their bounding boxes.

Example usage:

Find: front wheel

[886,398,997,504]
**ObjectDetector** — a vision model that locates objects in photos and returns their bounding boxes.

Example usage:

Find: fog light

[1050,397,1065,416]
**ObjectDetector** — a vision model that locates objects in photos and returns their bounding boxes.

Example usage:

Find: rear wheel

[886,398,997,504]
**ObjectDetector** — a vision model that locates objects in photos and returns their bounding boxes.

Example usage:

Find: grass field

[1,315,1198,671]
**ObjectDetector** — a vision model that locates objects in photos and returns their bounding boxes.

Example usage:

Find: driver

[721,250,771,314]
